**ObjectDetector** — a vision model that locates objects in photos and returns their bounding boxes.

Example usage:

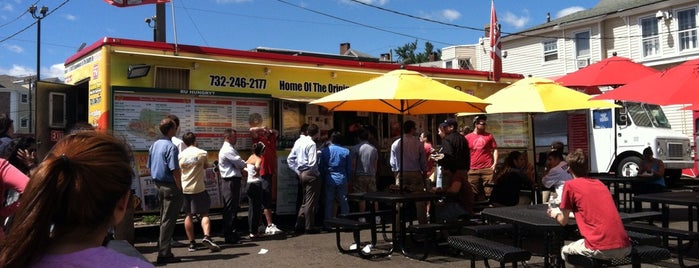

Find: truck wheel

[664,169,682,187]
[617,156,642,177]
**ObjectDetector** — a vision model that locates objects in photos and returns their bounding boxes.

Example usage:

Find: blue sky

[0,0,598,80]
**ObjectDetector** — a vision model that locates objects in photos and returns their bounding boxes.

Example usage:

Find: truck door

[588,108,616,173]
[35,80,88,159]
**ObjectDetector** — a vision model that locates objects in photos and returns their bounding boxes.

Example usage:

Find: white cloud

[63,14,77,21]
[418,9,461,22]
[215,0,252,3]
[4,44,23,53]
[44,63,65,81]
[556,6,585,19]
[502,9,530,29]
[341,0,389,6]
[2,3,13,12]
[440,9,461,21]
[0,65,34,77]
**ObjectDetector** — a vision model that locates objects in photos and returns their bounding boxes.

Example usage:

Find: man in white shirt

[287,123,321,234]
[389,120,428,223]
[218,128,247,244]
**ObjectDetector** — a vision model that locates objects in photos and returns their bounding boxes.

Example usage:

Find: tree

[394,40,440,64]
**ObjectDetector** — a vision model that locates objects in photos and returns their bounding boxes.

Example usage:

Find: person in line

[245,141,284,238]
[430,119,473,222]
[0,158,29,238]
[178,132,221,252]
[218,128,247,244]
[548,149,631,263]
[465,114,498,201]
[420,131,436,188]
[165,114,187,248]
[287,123,321,234]
[319,131,351,221]
[147,118,183,264]
[489,151,534,206]
[351,128,379,221]
[0,114,35,171]
[249,125,283,236]
[0,132,154,267]
[167,114,186,153]
[541,150,573,203]
[0,114,14,154]
[390,120,428,224]
[632,146,666,211]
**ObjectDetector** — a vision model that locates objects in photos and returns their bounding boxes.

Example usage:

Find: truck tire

[664,169,682,187]
[617,156,642,177]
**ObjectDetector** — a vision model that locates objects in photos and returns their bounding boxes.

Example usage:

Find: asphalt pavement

[131,182,699,268]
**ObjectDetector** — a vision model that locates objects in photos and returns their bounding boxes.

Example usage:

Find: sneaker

[349,243,358,250]
[202,237,221,252]
[265,224,283,235]
[188,242,196,252]
[375,216,382,225]
[358,217,366,223]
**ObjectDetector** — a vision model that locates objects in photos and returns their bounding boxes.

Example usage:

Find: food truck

[39,37,522,214]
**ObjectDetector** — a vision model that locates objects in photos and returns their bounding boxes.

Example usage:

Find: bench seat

[448,235,531,268]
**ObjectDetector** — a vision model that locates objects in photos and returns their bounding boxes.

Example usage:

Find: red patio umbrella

[591,59,699,105]
[556,56,658,87]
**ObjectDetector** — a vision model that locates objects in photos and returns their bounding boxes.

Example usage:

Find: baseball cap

[442,118,458,128]
[473,114,487,124]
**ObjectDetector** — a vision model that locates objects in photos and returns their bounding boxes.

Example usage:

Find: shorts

[352,175,377,193]
[561,239,631,261]
[183,191,211,215]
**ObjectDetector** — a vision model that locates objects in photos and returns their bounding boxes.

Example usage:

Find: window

[575,31,591,59]
[641,17,660,57]
[543,40,558,61]
[19,117,28,128]
[445,61,453,69]
[678,8,697,51]
[49,92,66,128]
[155,67,190,89]
[20,93,28,103]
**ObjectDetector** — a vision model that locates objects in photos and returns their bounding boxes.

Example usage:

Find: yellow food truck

[38,37,522,214]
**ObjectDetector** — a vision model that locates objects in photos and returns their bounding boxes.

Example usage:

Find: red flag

[104,0,170,7]
[489,0,502,82]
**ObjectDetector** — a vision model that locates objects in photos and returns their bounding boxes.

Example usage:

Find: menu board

[485,113,530,148]
[113,93,269,151]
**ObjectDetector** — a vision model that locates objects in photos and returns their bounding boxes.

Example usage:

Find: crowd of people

[0,110,673,266]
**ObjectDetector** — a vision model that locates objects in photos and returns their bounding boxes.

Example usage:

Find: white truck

[574,101,693,184]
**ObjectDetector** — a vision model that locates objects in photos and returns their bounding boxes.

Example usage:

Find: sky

[0,0,599,81]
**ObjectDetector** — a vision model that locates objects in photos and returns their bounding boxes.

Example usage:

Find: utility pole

[29,5,48,133]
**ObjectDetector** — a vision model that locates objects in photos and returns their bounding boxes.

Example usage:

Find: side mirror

[618,114,628,126]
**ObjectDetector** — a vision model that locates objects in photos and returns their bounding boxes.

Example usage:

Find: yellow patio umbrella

[477,77,618,114]
[311,69,490,189]
[310,69,490,114]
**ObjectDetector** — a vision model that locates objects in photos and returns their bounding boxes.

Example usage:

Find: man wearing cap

[465,114,498,202]
[390,120,428,224]
[430,118,473,222]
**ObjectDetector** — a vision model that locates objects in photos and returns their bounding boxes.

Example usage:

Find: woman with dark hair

[246,141,282,238]
[0,113,14,156]
[489,151,534,206]
[0,132,153,267]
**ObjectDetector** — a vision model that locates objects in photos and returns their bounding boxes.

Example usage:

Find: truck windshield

[625,102,671,128]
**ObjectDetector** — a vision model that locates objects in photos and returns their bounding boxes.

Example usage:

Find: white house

[469,0,699,143]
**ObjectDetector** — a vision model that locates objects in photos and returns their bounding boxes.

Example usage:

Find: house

[476,0,699,143]
[0,75,33,135]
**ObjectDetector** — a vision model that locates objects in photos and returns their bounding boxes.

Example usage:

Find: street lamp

[28,5,48,134]
[145,16,157,42]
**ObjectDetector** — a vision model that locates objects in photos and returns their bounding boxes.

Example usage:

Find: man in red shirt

[464,114,497,201]
[548,149,631,262]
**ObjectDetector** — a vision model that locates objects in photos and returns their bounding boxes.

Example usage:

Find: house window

[20,93,28,103]
[543,40,558,61]
[575,31,591,59]
[19,117,28,128]
[641,17,660,57]
[445,61,453,69]
[678,8,697,51]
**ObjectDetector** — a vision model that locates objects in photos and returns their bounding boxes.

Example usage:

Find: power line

[0,0,71,46]
[177,0,209,46]
[275,0,456,46]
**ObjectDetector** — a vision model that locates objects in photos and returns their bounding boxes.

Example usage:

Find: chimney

[380,53,392,62]
[340,43,350,55]
[547,12,551,23]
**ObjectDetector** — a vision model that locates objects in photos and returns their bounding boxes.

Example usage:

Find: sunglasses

[476,122,487,126]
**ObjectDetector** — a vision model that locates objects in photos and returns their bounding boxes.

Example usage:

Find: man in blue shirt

[319,131,352,220]
[147,117,183,264]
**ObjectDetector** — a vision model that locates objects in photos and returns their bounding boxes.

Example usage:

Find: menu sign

[113,93,269,151]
